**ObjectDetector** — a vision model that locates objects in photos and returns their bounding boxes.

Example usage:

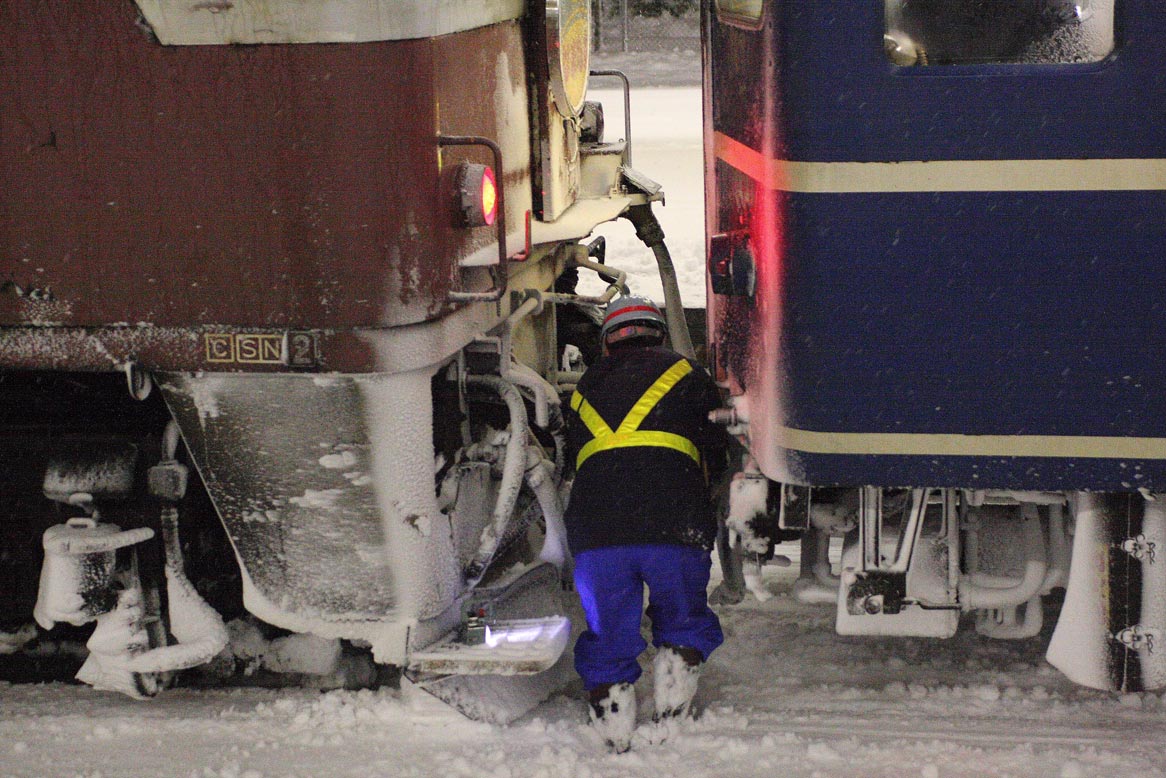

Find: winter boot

[652,644,703,721]
[588,682,637,753]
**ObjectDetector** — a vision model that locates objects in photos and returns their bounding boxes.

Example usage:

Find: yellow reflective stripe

[574,395,614,439]
[577,431,701,469]
[714,131,1166,193]
[617,359,694,434]
[775,425,1166,459]
[573,358,701,470]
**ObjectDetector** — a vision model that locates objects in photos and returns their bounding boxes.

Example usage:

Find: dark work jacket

[563,345,727,554]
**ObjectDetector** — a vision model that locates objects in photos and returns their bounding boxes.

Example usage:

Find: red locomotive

[0,0,687,716]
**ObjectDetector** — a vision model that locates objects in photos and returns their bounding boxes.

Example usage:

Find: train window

[884,1,1115,66]
[715,0,765,27]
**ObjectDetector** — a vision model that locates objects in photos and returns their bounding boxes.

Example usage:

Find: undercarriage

[721,475,1166,693]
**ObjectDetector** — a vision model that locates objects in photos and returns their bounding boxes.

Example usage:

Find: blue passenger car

[705,0,1166,691]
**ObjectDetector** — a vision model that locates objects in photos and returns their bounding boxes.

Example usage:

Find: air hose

[623,204,696,360]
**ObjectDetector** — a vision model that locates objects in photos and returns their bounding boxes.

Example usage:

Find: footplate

[407,616,570,676]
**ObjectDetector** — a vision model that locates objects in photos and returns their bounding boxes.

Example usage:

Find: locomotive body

[705,0,1166,691]
[1,0,670,714]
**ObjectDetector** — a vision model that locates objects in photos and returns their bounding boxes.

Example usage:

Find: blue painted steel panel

[787,453,1164,492]
[707,0,1166,489]
[778,2,1166,162]
[783,189,1166,437]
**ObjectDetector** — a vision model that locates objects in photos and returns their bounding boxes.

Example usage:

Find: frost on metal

[159,373,402,642]
[358,368,462,629]
[133,0,524,45]
[128,563,229,674]
[75,577,157,699]
[42,442,138,502]
[1046,493,1123,690]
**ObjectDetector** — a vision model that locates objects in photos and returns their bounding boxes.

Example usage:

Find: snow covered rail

[759,716,1158,750]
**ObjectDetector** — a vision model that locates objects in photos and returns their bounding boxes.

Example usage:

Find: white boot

[653,645,702,721]
[588,682,637,753]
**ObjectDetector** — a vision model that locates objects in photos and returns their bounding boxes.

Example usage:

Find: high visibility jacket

[563,346,727,554]
[570,356,701,471]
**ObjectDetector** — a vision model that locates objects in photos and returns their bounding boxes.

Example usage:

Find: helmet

[600,295,666,349]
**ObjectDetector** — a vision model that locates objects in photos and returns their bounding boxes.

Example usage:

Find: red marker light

[455,162,498,228]
[480,166,497,227]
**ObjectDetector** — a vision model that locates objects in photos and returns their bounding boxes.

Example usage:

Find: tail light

[455,162,498,227]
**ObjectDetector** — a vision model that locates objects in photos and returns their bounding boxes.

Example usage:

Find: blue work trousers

[573,544,724,690]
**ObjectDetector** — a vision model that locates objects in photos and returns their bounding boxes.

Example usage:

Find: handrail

[437,135,508,303]
[589,69,632,165]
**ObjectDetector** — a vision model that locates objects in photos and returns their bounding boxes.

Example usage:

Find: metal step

[408,615,571,676]
[407,616,571,676]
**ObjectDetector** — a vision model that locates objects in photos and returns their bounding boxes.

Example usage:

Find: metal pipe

[502,358,557,429]
[128,525,230,675]
[1041,502,1070,593]
[623,204,695,359]
[594,0,604,50]
[947,490,961,592]
[524,447,570,576]
[475,294,568,478]
[126,420,227,675]
[553,370,585,394]
[975,596,1043,640]
[968,505,1070,595]
[463,376,529,587]
[960,506,1048,610]
[564,248,629,305]
[501,359,567,482]
[812,538,838,588]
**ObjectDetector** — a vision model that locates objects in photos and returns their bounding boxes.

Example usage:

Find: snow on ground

[4,555,1166,778]
[578,86,706,307]
[6,78,1166,778]
[592,47,703,90]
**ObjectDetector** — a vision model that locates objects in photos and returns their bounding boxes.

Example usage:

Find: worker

[563,294,727,753]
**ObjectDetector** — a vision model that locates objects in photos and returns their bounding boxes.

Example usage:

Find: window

[884,1,1115,66]
[715,0,765,27]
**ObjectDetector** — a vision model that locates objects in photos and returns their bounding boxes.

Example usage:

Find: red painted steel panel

[0,2,526,347]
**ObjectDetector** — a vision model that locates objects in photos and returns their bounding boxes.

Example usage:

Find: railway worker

[563,295,727,753]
